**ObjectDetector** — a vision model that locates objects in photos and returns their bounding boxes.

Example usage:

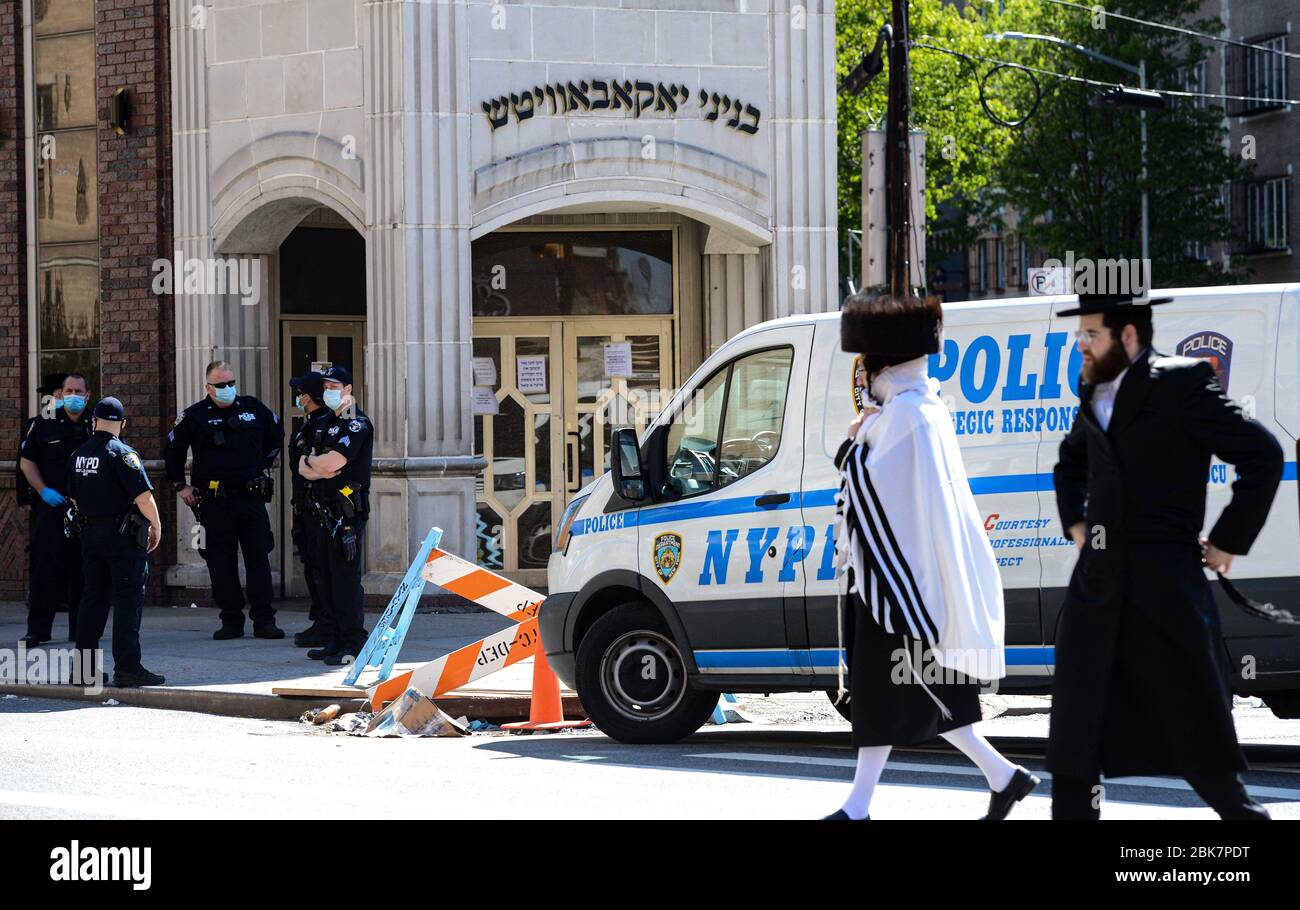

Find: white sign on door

[603,342,633,378]
[516,356,548,394]
[471,386,499,415]
[472,357,498,388]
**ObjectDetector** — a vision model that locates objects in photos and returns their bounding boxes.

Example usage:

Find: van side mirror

[611,427,646,501]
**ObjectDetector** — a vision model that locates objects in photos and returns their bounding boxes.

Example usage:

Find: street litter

[303,687,470,738]
[301,704,341,725]
[2,694,17,700]
[103,699,120,706]
[364,687,468,737]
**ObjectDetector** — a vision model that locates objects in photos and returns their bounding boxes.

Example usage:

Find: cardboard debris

[363,687,468,738]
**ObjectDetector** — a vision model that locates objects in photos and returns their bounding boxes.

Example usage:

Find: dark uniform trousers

[75,522,148,676]
[199,493,275,625]
[292,499,330,630]
[306,513,367,652]
[27,500,84,640]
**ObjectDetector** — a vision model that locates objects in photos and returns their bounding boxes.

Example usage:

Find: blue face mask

[214,385,237,405]
[63,394,86,414]
[322,389,343,410]
[52,397,64,410]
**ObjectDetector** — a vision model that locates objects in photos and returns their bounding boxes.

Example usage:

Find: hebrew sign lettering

[480,78,762,135]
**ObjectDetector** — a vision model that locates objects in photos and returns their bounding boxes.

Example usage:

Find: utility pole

[885,0,916,297]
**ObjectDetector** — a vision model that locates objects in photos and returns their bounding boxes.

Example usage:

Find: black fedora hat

[1057,291,1173,317]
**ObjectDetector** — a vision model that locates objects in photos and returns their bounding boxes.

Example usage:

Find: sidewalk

[0,602,572,721]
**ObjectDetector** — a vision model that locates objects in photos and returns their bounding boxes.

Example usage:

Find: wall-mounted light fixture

[108,87,130,135]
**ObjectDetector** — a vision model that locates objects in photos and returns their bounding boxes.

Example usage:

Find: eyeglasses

[208,380,236,389]
[1075,329,1103,345]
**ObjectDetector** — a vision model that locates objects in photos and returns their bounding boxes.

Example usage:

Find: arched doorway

[275,207,367,596]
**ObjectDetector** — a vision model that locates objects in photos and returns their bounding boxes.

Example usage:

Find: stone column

[364,0,481,584]
[767,0,838,319]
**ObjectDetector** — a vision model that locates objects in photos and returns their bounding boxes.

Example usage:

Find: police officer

[17,373,92,645]
[287,371,334,648]
[69,397,165,688]
[164,360,285,640]
[297,366,372,665]
[15,373,68,616]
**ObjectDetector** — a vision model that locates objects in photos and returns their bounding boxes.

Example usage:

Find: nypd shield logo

[1176,331,1233,393]
[653,532,683,585]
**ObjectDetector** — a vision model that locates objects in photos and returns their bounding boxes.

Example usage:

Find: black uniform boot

[307,643,340,661]
[113,668,166,687]
[253,621,285,640]
[213,619,245,640]
[293,623,333,648]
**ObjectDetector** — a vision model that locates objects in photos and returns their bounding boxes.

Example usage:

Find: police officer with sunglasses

[164,360,285,640]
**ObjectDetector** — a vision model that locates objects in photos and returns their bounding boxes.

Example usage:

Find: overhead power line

[911,39,1300,108]
[1039,0,1300,61]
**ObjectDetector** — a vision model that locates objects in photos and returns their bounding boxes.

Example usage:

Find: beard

[1082,339,1130,384]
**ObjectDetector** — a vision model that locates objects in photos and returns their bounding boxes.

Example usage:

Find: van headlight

[554,495,589,554]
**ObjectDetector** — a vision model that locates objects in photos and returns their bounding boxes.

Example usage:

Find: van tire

[1262,690,1300,719]
[575,602,718,744]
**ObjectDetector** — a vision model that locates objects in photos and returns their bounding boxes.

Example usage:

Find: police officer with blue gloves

[15,373,68,619]
[17,373,92,645]
[287,371,335,648]
[164,360,285,640]
[297,366,372,666]
[69,397,165,688]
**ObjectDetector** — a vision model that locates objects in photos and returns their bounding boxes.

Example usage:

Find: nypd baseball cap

[321,365,352,386]
[93,397,126,420]
[290,370,325,398]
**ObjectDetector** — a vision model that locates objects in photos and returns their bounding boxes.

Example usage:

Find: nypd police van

[541,284,1300,743]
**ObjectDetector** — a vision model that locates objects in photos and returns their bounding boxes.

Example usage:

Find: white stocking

[841,745,891,819]
[940,723,1017,792]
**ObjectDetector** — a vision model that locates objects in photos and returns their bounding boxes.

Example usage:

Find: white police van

[542,284,1300,743]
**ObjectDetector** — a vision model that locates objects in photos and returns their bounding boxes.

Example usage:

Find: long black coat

[1046,349,1284,780]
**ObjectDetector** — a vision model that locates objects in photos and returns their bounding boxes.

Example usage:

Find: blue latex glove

[40,487,66,507]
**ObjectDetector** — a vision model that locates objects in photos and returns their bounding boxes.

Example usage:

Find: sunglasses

[208,380,236,389]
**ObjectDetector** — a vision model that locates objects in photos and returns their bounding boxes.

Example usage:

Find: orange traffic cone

[501,649,592,733]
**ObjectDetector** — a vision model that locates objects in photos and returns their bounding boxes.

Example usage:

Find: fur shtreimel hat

[840,289,943,357]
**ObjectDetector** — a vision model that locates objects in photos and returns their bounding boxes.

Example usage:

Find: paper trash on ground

[362,687,469,738]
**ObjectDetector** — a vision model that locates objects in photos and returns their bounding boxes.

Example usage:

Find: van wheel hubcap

[602,631,687,721]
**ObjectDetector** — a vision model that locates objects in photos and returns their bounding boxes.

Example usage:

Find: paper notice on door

[471,386,499,415]
[603,342,633,378]
[516,356,548,394]
[472,357,498,388]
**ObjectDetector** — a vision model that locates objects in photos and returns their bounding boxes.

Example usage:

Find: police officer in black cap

[68,397,165,688]
[15,373,68,618]
[297,365,372,665]
[164,360,285,640]
[17,372,92,645]
[287,370,334,648]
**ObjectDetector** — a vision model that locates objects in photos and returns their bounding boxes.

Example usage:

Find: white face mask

[323,389,343,410]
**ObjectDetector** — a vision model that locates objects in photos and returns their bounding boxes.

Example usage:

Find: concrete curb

[0,683,586,724]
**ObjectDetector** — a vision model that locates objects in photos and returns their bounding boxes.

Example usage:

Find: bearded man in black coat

[1048,292,1284,820]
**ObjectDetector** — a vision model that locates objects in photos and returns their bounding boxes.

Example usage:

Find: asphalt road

[3,695,1299,820]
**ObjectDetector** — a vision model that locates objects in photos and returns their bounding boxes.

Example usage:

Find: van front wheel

[575,603,718,744]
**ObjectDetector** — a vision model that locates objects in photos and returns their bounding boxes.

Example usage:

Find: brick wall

[0,0,29,600]
[96,0,174,599]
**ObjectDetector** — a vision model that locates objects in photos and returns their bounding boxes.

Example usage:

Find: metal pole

[1140,59,1149,268]
[886,0,913,296]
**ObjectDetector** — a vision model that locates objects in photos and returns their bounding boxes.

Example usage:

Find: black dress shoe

[821,809,870,820]
[982,767,1041,820]
[213,622,244,641]
[20,635,49,647]
[307,644,340,661]
[253,622,285,640]
[113,668,166,688]
[293,624,334,648]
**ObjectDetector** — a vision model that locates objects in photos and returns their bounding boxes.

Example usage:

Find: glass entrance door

[279,319,365,596]
[472,318,674,585]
